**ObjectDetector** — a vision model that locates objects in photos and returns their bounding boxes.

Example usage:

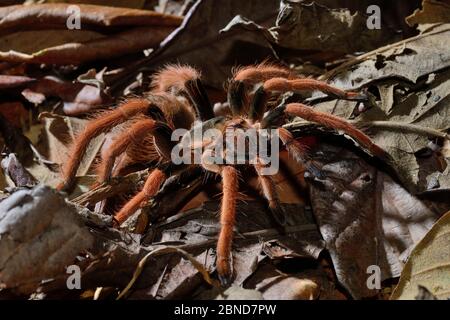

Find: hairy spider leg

[114,168,167,226]
[59,99,153,191]
[233,63,293,84]
[278,127,324,179]
[254,161,286,226]
[152,65,214,121]
[97,119,173,184]
[216,165,239,285]
[227,64,291,118]
[263,78,368,101]
[283,103,387,159]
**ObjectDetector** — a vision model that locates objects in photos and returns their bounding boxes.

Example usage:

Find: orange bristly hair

[216,166,239,280]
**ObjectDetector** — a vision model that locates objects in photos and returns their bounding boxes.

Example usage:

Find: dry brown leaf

[1,26,174,65]
[45,0,148,9]
[0,4,182,65]
[304,142,445,298]
[215,286,263,300]
[0,4,181,31]
[312,25,450,193]
[0,186,94,293]
[0,30,103,55]
[257,276,319,300]
[244,262,347,300]
[145,0,280,88]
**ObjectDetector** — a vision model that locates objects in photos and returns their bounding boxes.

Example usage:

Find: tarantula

[58,63,386,285]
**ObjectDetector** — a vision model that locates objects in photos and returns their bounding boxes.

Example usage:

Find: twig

[149,223,319,252]
[116,246,220,300]
[71,170,148,205]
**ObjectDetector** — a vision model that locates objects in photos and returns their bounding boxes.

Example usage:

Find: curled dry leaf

[0,4,182,65]
[222,0,402,60]
[0,186,94,293]
[0,4,182,31]
[1,26,175,65]
[244,262,347,300]
[391,210,450,300]
[257,276,319,300]
[215,286,263,300]
[43,0,148,9]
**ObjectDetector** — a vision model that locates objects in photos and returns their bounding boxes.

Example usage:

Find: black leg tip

[218,273,233,287]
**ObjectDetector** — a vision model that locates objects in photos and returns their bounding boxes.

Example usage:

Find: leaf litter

[0,0,449,300]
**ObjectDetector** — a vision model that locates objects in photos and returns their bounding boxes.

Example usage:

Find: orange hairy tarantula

[58,63,387,285]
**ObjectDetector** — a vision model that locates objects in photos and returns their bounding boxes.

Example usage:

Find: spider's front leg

[216,165,239,285]
[58,99,153,191]
[263,77,368,102]
[152,65,214,121]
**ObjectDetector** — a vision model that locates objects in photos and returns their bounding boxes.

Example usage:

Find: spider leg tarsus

[218,271,233,287]
[248,85,267,122]
[227,80,246,116]
[184,78,215,121]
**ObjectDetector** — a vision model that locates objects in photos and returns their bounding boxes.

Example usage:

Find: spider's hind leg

[254,162,287,227]
[278,128,325,180]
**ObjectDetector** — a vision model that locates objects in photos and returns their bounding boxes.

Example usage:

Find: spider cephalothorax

[58,63,387,285]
